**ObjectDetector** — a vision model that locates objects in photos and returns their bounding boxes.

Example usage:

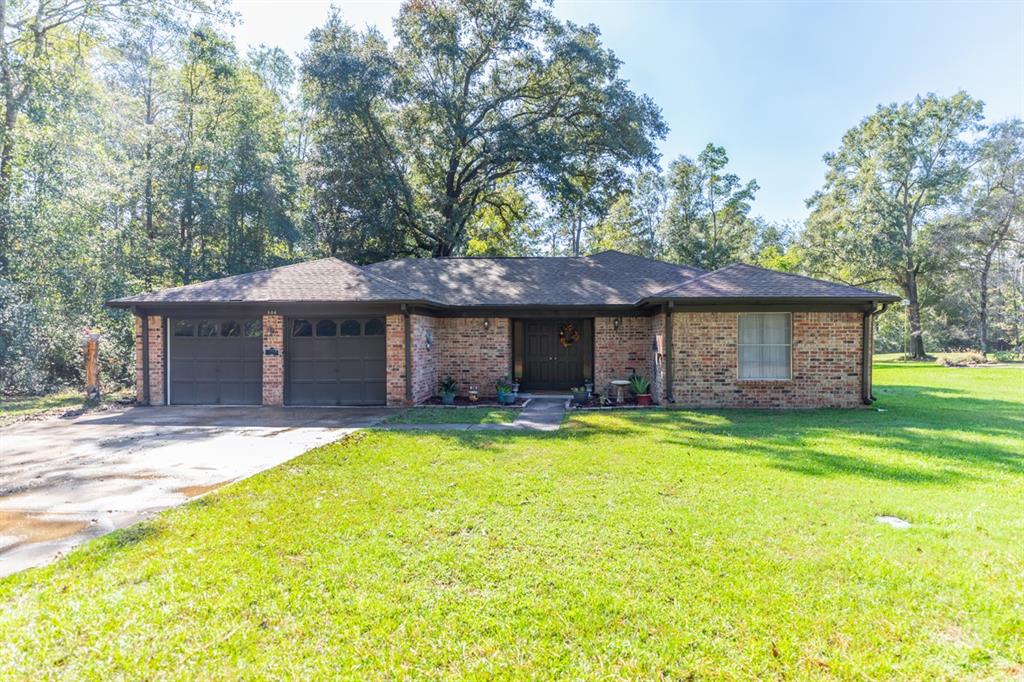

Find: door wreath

[559,322,580,348]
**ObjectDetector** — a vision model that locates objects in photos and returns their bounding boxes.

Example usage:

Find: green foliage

[627,374,650,395]
[439,376,458,395]
[588,170,666,257]
[302,0,665,260]
[962,119,1024,352]
[0,5,299,393]
[802,92,985,357]
[465,180,541,256]
[662,143,759,270]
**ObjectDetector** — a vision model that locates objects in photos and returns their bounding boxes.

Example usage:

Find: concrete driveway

[0,405,393,577]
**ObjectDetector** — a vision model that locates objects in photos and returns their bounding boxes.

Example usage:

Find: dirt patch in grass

[0,511,89,545]
[0,389,134,428]
[174,482,229,498]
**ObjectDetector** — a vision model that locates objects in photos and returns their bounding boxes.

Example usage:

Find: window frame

[736,312,793,382]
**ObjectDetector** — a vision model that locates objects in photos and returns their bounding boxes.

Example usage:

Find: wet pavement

[0,405,394,577]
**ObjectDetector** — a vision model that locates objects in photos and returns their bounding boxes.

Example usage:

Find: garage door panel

[170,382,195,405]
[287,317,386,406]
[336,359,365,378]
[170,318,262,405]
[364,358,386,375]
[240,360,262,382]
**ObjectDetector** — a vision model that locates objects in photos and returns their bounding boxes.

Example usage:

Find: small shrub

[936,352,994,367]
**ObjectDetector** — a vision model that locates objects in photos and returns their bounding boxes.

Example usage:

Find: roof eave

[105,297,439,309]
[640,294,902,305]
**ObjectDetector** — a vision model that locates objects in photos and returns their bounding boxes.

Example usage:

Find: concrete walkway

[385,398,567,432]
[0,405,393,577]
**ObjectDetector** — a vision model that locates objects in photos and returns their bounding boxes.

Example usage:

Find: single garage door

[169,318,263,405]
[287,317,386,406]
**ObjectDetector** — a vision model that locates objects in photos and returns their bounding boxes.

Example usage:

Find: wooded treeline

[0,0,1020,393]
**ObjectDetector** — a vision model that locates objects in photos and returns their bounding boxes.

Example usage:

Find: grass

[387,406,519,424]
[1,364,1022,678]
[0,388,133,427]
[876,351,1023,364]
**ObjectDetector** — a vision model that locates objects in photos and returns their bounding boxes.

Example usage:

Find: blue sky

[229,0,1023,224]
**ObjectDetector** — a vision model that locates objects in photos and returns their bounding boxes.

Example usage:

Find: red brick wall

[410,314,439,403]
[433,318,511,398]
[594,316,651,398]
[133,314,165,405]
[386,314,408,406]
[671,311,863,408]
[261,314,284,406]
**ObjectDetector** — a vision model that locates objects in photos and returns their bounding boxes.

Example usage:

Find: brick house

[108,250,898,409]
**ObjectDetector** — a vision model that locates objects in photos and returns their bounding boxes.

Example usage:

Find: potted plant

[496,376,515,404]
[511,375,522,394]
[439,376,458,405]
[629,374,652,406]
[571,386,589,405]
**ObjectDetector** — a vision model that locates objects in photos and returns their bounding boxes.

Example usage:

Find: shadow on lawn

[428,383,1023,486]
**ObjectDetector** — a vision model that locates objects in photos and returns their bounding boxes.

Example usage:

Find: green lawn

[387,406,519,424]
[0,388,133,427]
[1,364,1022,678]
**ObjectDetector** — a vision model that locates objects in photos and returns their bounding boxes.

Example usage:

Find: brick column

[262,314,284,406]
[134,314,166,405]
[148,316,165,405]
[134,316,145,403]
[385,314,408,406]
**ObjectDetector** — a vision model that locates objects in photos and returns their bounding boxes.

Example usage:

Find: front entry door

[521,320,586,390]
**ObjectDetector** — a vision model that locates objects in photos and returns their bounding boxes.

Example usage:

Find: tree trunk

[0,92,18,276]
[903,270,926,359]
[979,249,994,355]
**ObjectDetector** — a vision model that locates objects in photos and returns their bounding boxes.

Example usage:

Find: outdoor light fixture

[613,317,622,330]
[483,318,490,330]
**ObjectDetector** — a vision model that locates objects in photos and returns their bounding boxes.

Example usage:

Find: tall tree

[302,0,665,260]
[965,119,1024,354]
[662,143,758,270]
[588,170,666,257]
[803,92,984,358]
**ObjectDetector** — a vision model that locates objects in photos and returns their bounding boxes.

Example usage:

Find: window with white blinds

[738,313,791,380]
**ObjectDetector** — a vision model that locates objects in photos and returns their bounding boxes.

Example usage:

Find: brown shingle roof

[361,250,705,306]
[646,263,898,302]
[109,258,421,305]
[108,253,895,309]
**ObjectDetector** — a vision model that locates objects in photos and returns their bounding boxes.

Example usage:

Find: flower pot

[511,382,520,393]
[441,392,455,405]
[635,394,652,406]
[571,390,589,405]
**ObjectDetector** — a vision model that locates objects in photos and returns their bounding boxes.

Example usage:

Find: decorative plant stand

[610,379,631,405]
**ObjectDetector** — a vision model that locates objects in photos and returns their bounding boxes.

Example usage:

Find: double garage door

[168,317,386,406]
